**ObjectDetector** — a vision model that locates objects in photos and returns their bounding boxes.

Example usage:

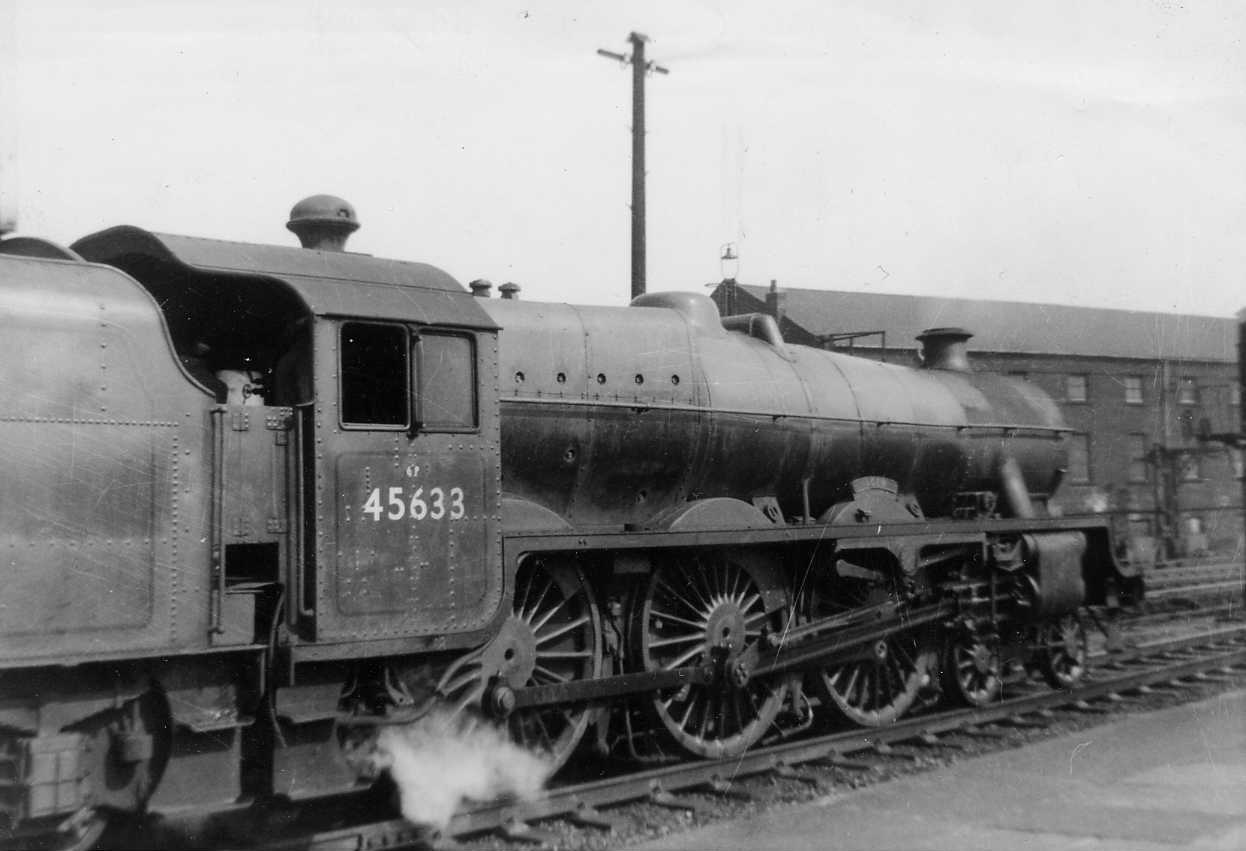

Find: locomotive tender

[0,196,1138,848]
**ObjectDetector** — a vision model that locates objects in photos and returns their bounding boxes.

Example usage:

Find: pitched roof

[723,283,1236,363]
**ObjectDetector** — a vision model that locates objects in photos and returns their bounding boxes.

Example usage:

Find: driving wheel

[635,555,789,759]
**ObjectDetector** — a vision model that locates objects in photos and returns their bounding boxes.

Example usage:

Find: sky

[4,0,1245,317]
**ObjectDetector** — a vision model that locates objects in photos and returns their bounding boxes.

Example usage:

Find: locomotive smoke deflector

[287,193,359,251]
[917,326,973,371]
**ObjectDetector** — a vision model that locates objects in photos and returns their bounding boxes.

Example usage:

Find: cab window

[339,322,409,427]
[417,332,477,431]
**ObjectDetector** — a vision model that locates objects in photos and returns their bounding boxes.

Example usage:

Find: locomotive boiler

[481,291,1066,529]
[0,196,1138,850]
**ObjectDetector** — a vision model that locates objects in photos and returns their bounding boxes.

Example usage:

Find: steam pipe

[999,455,1036,519]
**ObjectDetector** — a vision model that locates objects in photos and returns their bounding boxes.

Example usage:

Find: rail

[238,624,1246,851]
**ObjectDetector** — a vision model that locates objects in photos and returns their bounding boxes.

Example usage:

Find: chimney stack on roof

[765,279,786,326]
[917,327,973,372]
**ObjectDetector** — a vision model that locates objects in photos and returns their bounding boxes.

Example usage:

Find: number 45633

[362,486,465,521]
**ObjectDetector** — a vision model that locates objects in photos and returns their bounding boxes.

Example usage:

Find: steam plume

[373,710,553,831]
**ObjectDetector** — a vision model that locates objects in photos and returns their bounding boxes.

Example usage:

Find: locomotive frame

[0,203,1140,850]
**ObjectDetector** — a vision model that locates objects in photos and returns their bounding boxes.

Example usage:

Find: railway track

[1124,560,1244,628]
[234,620,1246,851]
[1146,560,1243,597]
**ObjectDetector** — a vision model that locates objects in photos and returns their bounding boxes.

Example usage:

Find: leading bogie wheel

[943,632,1003,707]
[1036,612,1087,690]
[636,555,790,759]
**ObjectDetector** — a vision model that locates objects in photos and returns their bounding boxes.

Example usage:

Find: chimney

[469,279,493,298]
[917,327,973,372]
[716,277,739,316]
[286,194,359,252]
[764,279,786,325]
[498,282,521,300]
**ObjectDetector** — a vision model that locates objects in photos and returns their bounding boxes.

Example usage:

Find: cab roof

[72,226,497,330]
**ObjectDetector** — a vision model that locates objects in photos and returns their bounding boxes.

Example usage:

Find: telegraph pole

[597,32,668,300]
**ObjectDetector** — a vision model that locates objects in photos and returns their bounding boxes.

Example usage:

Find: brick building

[712,280,1243,561]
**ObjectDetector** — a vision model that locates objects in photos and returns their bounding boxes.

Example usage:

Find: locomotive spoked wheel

[816,630,935,726]
[944,632,1003,707]
[1036,612,1088,689]
[503,559,602,773]
[637,557,789,759]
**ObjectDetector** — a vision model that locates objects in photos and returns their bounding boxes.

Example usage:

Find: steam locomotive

[0,195,1138,849]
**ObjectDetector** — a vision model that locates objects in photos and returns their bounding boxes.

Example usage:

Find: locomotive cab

[73,226,505,660]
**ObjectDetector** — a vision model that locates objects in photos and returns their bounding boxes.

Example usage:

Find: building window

[1178,377,1198,405]
[1127,433,1149,483]
[1124,375,1144,405]
[1233,448,1244,479]
[1067,433,1091,483]
[1127,513,1152,538]
[1232,384,1241,406]
[1066,374,1088,403]
[1178,409,1196,442]
[1180,452,1201,481]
